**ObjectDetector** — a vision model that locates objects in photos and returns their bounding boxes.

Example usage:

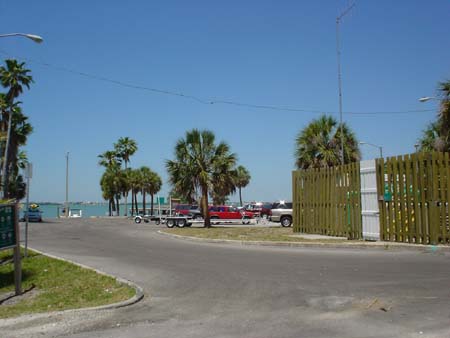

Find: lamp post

[359,141,383,158]
[419,96,438,103]
[0,33,43,43]
[336,3,355,164]
[65,152,69,218]
[0,32,43,199]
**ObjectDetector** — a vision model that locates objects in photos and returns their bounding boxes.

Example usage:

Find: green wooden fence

[292,163,362,239]
[376,152,450,245]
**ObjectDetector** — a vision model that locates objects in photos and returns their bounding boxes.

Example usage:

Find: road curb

[0,247,145,324]
[158,230,450,252]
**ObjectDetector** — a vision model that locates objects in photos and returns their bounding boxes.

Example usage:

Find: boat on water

[58,207,83,218]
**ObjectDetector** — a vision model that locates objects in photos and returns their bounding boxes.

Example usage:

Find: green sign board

[0,205,16,249]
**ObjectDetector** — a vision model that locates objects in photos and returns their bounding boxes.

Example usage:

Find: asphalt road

[4,218,450,338]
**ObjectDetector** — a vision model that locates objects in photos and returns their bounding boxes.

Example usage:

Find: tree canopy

[166,129,237,227]
[295,114,360,169]
[418,80,450,152]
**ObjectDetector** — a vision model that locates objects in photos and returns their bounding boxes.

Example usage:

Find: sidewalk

[160,230,450,252]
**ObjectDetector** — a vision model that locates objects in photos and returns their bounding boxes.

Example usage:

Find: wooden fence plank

[430,152,439,244]
[404,154,414,242]
[397,155,407,242]
[376,158,386,241]
[438,152,446,244]
[442,153,450,244]
[411,153,420,243]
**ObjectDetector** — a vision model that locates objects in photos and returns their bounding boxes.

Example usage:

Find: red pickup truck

[208,205,254,224]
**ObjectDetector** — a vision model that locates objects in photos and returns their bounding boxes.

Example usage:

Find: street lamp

[0,32,43,200]
[419,96,438,103]
[359,141,383,158]
[0,33,43,43]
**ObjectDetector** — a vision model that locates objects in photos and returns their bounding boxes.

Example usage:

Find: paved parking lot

[4,218,450,338]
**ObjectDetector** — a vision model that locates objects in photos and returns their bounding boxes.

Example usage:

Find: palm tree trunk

[201,186,210,227]
[110,198,116,216]
[150,194,154,216]
[124,161,128,216]
[130,189,134,215]
[142,190,146,215]
[239,187,243,206]
[116,196,120,216]
[134,191,138,215]
[1,109,13,198]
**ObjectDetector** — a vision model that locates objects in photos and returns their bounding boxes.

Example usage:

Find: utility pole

[336,2,355,165]
[65,152,69,217]
[24,162,32,257]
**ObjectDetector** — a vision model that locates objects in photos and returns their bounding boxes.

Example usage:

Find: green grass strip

[0,249,135,318]
[164,227,347,243]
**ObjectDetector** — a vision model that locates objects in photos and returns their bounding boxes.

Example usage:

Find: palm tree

[166,129,237,227]
[418,80,450,152]
[146,171,162,216]
[419,122,440,152]
[114,137,137,216]
[211,160,238,205]
[98,150,125,215]
[0,59,33,198]
[139,166,153,214]
[295,114,360,169]
[234,165,251,206]
[100,169,117,216]
[0,95,33,199]
[126,168,141,215]
[98,150,121,169]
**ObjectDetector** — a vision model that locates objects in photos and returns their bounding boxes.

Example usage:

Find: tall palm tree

[0,95,33,199]
[0,59,33,198]
[166,129,237,227]
[146,171,162,216]
[98,150,124,215]
[234,165,251,206]
[295,114,360,169]
[418,80,450,152]
[114,137,137,216]
[139,166,153,214]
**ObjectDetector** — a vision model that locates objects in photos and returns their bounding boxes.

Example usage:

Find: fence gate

[360,160,380,240]
[376,152,450,245]
[292,163,362,239]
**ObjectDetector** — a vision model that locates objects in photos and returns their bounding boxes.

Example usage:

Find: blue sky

[1,0,449,203]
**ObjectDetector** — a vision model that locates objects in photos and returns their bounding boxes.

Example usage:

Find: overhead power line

[0,50,436,116]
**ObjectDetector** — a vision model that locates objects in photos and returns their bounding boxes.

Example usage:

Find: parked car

[23,208,43,222]
[243,202,272,218]
[208,205,254,224]
[269,202,293,227]
[174,204,202,219]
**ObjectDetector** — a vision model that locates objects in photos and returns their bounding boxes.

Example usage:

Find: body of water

[20,203,159,219]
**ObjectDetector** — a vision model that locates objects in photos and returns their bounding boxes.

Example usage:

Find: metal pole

[379,147,383,159]
[24,164,31,257]
[65,152,69,217]
[13,204,22,295]
[336,3,355,165]
[336,18,344,165]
